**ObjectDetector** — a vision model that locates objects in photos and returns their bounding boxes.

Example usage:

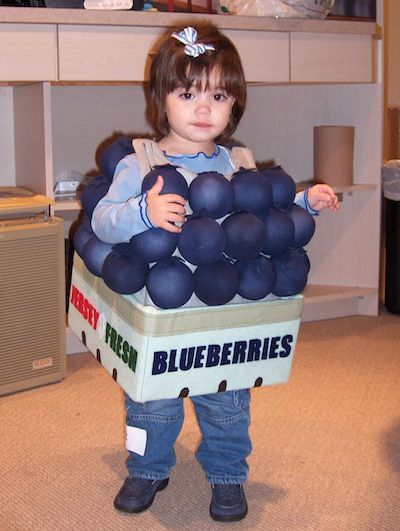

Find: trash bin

[382,161,400,314]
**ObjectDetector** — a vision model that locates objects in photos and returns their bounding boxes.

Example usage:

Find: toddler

[92,22,338,522]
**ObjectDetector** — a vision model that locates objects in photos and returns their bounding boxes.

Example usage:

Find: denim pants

[124,389,252,485]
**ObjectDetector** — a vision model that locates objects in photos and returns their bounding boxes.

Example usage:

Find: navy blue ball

[82,235,114,277]
[301,247,311,274]
[222,212,265,260]
[102,245,149,294]
[261,207,295,257]
[231,168,273,216]
[189,171,234,219]
[141,164,189,200]
[178,217,225,266]
[146,257,194,309]
[130,228,178,263]
[99,136,134,181]
[80,175,111,218]
[272,248,310,297]
[194,259,239,306]
[235,255,276,300]
[72,217,94,258]
[260,166,296,210]
[289,204,316,248]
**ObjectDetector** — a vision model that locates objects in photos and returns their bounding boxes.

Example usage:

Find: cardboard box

[68,254,303,402]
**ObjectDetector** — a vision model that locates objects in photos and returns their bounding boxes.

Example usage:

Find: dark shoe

[210,483,248,522]
[114,476,169,513]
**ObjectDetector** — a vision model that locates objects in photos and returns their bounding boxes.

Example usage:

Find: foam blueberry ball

[260,166,296,210]
[72,217,94,258]
[231,168,273,216]
[99,136,134,181]
[261,207,295,257]
[141,164,189,200]
[146,257,194,309]
[194,259,239,306]
[130,228,178,263]
[289,204,316,248]
[300,247,311,274]
[102,244,149,294]
[178,216,225,266]
[189,171,234,218]
[272,247,310,297]
[82,234,114,277]
[235,255,276,300]
[222,212,266,260]
[80,175,111,219]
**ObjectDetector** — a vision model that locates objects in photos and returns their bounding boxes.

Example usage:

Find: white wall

[0,87,15,186]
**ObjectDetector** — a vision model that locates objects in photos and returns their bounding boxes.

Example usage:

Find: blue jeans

[124,389,252,485]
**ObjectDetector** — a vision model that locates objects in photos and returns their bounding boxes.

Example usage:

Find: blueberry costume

[91,139,313,519]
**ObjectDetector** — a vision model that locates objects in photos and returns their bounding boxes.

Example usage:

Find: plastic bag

[219,0,335,18]
[382,161,400,202]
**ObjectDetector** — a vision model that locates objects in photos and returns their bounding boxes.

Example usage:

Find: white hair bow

[171,26,215,58]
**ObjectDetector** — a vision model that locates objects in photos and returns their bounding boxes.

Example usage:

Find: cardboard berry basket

[68,254,303,402]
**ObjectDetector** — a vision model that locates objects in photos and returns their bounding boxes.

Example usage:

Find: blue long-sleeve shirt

[91,144,314,244]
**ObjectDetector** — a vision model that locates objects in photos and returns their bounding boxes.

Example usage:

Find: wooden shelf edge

[303,284,377,304]
[297,183,377,193]
[333,183,377,193]
[54,199,82,212]
[0,7,379,36]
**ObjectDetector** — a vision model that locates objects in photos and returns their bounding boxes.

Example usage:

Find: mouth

[192,123,212,129]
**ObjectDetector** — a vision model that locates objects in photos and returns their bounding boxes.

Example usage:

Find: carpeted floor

[1,310,400,530]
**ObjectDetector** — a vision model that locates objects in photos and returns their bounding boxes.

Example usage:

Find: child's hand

[307,184,339,212]
[146,175,187,233]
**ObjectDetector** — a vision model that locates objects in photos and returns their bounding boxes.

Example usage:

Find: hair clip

[171,26,215,58]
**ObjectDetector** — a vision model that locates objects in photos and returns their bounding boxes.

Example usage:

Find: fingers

[308,184,339,212]
[162,193,187,206]
[158,197,186,220]
[148,174,164,195]
[318,196,339,212]
[329,196,340,211]
[157,220,183,233]
[163,209,186,225]
[145,175,187,230]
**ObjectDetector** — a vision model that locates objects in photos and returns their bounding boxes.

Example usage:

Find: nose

[195,94,211,114]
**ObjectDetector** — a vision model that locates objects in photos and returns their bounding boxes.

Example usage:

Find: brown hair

[148,22,247,141]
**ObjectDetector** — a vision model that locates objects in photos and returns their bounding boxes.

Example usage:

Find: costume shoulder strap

[230,146,257,172]
[132,138,170,176]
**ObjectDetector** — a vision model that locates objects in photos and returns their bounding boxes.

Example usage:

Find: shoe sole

[114,478,169,514]
[210,503,248,522]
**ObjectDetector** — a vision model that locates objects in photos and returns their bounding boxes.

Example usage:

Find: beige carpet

[1,310,400,530]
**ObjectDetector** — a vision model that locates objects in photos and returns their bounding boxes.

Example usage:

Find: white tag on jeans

[125,425,147,456]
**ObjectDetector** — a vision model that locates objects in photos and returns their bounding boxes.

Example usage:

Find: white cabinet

[58,25,161,81]
[0,23,57,81]
[225,30,289,83]
[0,8,383,322]
[290,32,373,83]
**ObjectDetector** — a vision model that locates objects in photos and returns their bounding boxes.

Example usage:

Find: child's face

[163,70,235,153]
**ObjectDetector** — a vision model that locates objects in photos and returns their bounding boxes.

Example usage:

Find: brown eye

[179,92,193,100]
[214,93,228,102]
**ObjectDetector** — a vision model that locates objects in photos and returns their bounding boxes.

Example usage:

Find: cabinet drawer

[225,30,289,83]
[290,33,372,83]
[58,25,163,81]
[58,25,290,84]
[0,24,57,81]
